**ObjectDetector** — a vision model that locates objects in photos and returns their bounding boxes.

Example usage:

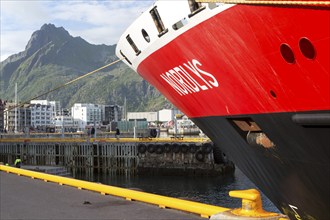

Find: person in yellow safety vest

[14,158,22,168]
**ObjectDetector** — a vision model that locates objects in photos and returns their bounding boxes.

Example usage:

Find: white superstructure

[116,0,230,71]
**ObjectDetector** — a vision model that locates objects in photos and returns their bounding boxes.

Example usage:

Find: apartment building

[71,103,102,130]
[30,100,57,129]
[101,105,122,124]
[52,115,78,132]
[4,103,31,133]
[0,99,5,132]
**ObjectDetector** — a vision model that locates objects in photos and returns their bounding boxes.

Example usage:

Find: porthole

[299,37,316,60]
[270,90,277,99]
[280,44,295,64]
[142,29,150,43]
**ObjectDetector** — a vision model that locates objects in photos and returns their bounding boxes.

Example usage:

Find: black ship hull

[193,110,330,220]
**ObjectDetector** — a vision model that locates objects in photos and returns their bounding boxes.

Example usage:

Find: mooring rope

[196,0,330,6]
[4,58,124,112]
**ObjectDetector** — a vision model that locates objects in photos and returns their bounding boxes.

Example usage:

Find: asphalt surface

[0,171,203,220]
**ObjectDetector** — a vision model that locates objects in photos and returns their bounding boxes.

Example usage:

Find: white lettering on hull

[160,59,219,96]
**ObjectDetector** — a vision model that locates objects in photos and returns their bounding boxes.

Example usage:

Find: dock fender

[172,143,180,153]
[180,144,189,153]
[195,150,205,162]
[164,143,172,153]
[155,144,164,154]
[202,143,213,154]
[189,144,198,153]
[147,144,156,153]
[137,144,147,154]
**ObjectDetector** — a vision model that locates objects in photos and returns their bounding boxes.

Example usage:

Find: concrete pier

[0,171,204,220]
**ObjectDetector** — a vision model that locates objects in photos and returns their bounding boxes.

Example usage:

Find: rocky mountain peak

[25,23,72,55]
[0,24,170,111]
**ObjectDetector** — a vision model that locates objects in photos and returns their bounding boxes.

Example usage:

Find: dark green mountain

[0,24,173,111]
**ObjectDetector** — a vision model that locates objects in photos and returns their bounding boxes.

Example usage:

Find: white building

[30,100,58,129]
[158,109,181,122]
[4,103,31,133]
[52,115,78,132]
[127,112,158,122]
[126,109,182,122]
[30,100,60,116]
[71,103,102,130]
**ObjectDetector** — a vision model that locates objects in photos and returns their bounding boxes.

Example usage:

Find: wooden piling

[0,141,139,175]
[0,138,233,176]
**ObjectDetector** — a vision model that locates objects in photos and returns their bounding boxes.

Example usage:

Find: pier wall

[137,142,232,175]
[0,139,234,175]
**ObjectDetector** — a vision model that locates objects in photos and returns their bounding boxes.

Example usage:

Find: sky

[0,0,153,61]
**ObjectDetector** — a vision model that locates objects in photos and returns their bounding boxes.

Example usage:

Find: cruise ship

[116,1,330,219]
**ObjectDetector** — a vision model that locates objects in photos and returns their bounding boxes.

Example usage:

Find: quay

[1,165,225,219]
[0,165,287,220]
[0,136,234,176]
[0,170,205,220]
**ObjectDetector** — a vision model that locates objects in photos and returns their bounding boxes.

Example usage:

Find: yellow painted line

[0,165,229,218]
[0,137,210,143]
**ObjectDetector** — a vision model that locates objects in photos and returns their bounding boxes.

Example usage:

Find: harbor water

[73,168,279,213]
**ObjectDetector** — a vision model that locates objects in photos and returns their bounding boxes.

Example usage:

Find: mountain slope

[0,24,173,111]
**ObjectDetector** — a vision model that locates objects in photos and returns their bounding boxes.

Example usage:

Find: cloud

[49,1,150,45]
[0,1,151,61]
[0,30,33,61]
[0,0,50,60]
[1,1,50,27]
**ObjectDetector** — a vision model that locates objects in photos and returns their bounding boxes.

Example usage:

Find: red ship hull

[138,5,329,117]
[117,2,330,219]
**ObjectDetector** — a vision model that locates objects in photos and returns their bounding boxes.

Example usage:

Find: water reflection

[74,168,279,213]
